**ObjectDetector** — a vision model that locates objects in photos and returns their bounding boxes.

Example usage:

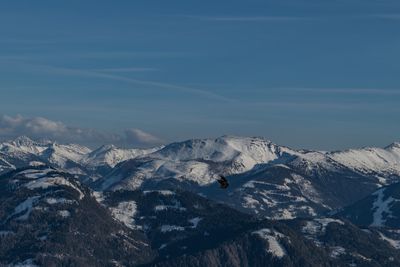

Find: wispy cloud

[29,63,235,102]
[275,87,400,95]
[94,67,158,73]
[185,13,400,23]
[239,87,400,95]
[0,51,188,62]
[242,100,400,112]
[185,15,310,22]
[0,114,163,147]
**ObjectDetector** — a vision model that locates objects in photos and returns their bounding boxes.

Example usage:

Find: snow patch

[24,176,84,199]
[291,174,321,204]
[154,200,186,212]
[143,190,175,196]
[188,217,203,228]
[371,188,399,227]
[11,196,40,221]
[45,198,74,205]
[92,191,105,203]
[302,218,344,236]
[110,201,137,229]
[18,168,54,179]
[58,210,70,218]
[330,246,346,258]
[11,259,39,267]
[160,225,185,233]
[252,228,287,258]
[378,232,400,249]
[29,161,46,167]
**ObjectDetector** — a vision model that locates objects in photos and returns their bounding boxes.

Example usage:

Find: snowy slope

[329,142,400,177]
[0,136,91,169]
[98,136,299,191]
[0,136,49,155]
[0,136,163,178]
[338,182,400,228]
[2,135,400,219]
[82,144,162,169]
[96,136,399,220]
[151,136,296,173]
[40,143,92,168]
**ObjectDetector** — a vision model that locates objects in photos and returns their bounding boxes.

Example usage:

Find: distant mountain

[0,136,162,180]
[93,136,399,219]
[2,135,400,220]
[97,136,400,191]
[329,142,400,179]
[95,136,298,191]
[82,144,163,169]
[0,136,90,174]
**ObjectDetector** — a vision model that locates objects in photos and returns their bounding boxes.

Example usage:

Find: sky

[1,0,400,150]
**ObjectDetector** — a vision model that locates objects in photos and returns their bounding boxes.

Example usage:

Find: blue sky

[1,0,400,149]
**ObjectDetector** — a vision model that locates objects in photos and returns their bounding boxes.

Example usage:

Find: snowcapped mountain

[0,136,163,179]
[329,142,400,178]
[3,135,400,188]
[98,135,400,192]
[93,136,400,220]
[0,135,49,155]
[82,144,162,169]
[39,143,91,168]
[151,136,295,170]
[2,133,400,267]
[96,136,298,191]
[2,135,400,221]
[0,136,91,173]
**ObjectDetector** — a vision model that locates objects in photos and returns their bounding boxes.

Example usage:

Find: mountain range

[1,135,400,266]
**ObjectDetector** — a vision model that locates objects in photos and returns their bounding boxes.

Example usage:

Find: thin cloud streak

[243,100,400,112]
[276,87,400,95]
[94,67,159,73]
[185,15,311,22]
[32,64,235,103]
[185,14,400,22]
[237,87,400,95]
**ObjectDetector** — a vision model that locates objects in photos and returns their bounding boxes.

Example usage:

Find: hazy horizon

[0,118,398,152]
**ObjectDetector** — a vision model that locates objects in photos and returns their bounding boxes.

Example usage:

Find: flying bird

[217,175,229,189]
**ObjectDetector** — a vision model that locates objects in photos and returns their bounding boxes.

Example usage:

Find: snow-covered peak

[385,142,400,150]
[329,144,400,175]
[0,137,92,172]
[11,135,36,146]
[98,136,302,191]
[153,136,292,164]
[83,144,162,168]
[144,136,299,177]
[1,136,48,155]
[95,144,117,152]
[40,143,92,168]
